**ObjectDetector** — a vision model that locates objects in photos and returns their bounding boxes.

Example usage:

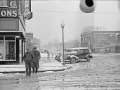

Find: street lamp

[116,33,118,45]
[60,20,65,65]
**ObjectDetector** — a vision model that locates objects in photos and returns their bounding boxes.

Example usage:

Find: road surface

[0,54,120,90]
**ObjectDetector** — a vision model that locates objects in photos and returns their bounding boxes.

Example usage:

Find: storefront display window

[0,36,16,61]
[5,41,15,61]
[0,40,4,61]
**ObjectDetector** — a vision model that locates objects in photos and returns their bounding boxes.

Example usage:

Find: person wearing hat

[32,47,41,73]
[23,48,34,77]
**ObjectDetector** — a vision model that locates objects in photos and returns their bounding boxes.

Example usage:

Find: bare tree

[82,26,108,50]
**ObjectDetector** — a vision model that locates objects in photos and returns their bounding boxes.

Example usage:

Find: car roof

[65,47,89,50]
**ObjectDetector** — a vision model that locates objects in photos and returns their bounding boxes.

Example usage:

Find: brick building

[0,0,32,64]
[80,31,120,53]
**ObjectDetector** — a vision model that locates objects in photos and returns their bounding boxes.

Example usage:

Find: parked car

[55,47,93,64]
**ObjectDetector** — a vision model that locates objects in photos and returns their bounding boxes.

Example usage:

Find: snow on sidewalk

[40,61,67,71]
[0,60,68,73]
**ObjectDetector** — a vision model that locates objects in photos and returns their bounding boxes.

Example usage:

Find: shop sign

[24,0,32,19]
[0,0,18,8]
[0,0,8,8]
[0,9,18,18]
[9,0,18,8]
[25,12,33,20]
[24,0,31,13]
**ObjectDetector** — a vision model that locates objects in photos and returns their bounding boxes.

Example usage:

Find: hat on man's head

[26,48,30,50]
[33,47,37,49]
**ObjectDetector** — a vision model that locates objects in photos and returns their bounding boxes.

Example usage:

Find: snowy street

[0,54,120,90]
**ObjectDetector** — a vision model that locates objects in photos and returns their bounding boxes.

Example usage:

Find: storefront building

[0,0,32,64]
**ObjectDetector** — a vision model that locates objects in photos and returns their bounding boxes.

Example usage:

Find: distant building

[25,34,41,51]
[80,31,120,53]
[33,38,41,51]
[25,33,33,51]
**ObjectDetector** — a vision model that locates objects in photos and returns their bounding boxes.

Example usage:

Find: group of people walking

[23,47,41,77]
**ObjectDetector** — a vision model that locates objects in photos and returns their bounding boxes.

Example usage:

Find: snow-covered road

[0,54,120,90]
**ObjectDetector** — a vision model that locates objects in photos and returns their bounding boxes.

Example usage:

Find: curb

[0,68,65,74]
[0,66,71,74]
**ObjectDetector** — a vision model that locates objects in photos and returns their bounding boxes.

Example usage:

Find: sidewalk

[0,59,71,73]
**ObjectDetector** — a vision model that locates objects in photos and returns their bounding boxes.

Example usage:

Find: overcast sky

[26,0,120,46]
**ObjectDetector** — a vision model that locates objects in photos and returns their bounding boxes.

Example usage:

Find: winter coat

[32,50,40,61]
[31,50,40,68]
[23,52,34,62]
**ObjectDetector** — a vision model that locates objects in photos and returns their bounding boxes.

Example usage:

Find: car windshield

[65,49,72,52]
[64,48,90,54]
[83,49,90,54]
[74,49,90,54]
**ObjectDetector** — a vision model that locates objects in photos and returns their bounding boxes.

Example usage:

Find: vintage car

[55,47,93,64]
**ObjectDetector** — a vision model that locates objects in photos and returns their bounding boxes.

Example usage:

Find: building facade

[0,0,32,64]
[25,32,33,51]
[80,31,120,53]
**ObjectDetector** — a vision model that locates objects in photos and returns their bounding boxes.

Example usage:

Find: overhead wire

[31,10,120,14]
[35,0,119,1]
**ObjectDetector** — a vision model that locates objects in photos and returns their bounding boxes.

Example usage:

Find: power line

[32,10,120,14]
[34,0,119,1]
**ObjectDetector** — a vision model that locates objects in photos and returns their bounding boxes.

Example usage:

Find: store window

[5,36,16,61]
[0,36,16,61]
[0,40,4,61]
[6,41,15,60]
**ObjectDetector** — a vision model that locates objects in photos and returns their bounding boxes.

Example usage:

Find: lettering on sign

[24,0,30,14]
[24,0,31,18]
[0,9,18,17]
[0,0,8,7]
[9,0,17,8]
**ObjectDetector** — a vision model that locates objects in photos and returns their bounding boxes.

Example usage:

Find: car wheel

[70,57,76,64]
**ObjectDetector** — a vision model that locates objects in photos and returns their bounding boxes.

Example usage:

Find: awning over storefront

[0,31,25,39]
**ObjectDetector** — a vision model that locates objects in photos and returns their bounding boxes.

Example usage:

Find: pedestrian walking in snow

[47,50,50,59]
[23,49,34,77]
[32,47,41,73]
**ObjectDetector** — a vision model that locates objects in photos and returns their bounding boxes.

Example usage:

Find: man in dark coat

[32,47,41,73]
[23,49,34,77]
